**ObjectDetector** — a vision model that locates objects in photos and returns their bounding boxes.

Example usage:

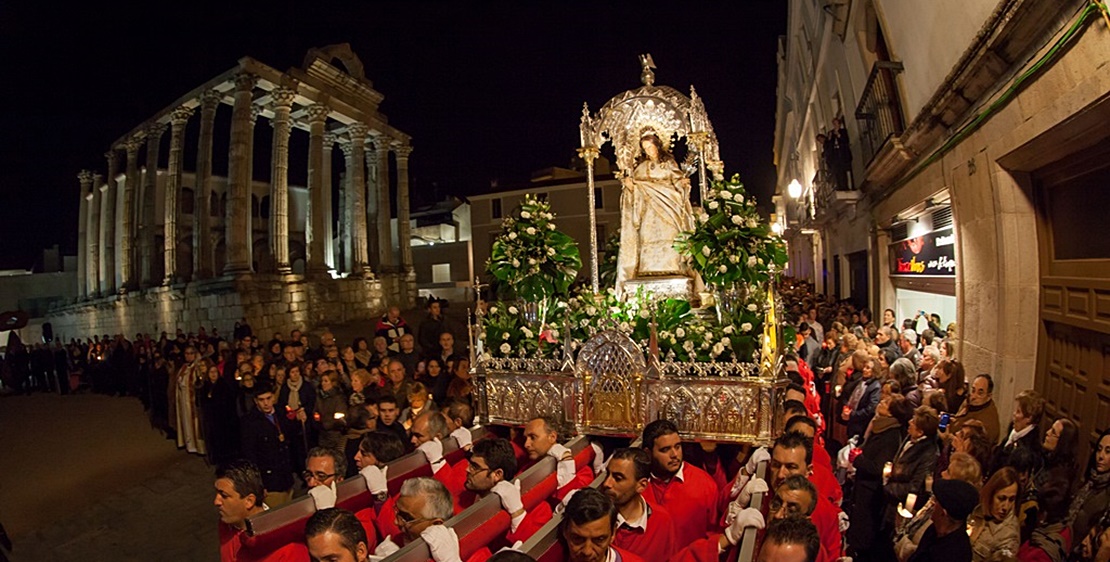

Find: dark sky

[0,1,785,270]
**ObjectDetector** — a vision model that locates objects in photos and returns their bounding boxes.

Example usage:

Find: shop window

[1045,164,1110,260]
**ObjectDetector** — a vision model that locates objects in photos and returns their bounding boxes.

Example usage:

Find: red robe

[811,493,843,559]
[456,488,554,546]
[553,463,595,502]
[645,462,720,550]
[219,522,247,562]
[613,496,677,560]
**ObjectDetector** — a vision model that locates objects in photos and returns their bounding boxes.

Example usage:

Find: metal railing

[855,60,905,167]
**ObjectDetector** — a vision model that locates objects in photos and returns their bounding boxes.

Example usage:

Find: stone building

[49,44,416,340]
[772,0,1110,443]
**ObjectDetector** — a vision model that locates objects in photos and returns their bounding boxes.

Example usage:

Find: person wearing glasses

[947,374,1001,445]
[461,438,552,547]
[304,447,347,509]
[373,477,461,561]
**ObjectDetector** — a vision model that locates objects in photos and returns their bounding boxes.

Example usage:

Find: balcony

[855,61,906,169]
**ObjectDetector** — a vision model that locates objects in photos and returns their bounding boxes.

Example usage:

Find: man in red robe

[561,487,645,562]
[305,508,372,562]
[761,431,843,559]
[214,460,266,562]
[602,447,677,560]
[521,416,593,501]
[459,438,552,545]
[641,419,720,549]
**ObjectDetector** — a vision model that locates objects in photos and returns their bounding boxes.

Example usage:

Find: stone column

[374,136,394,271]
[87,173,103,297]
[100,151,118,294]
[141,123,166,287]
[120,137,142,291]
[347,124,371,276]
[304,103,330,274]
[269,87,296,274]
[394,144,414,276]
[365,145,380,270]
[77,171,92,299]
[322,133,337,272]
[194,90,220,280]
[339,144,353,273]
[164,105,194,285]
[223,72,258,276]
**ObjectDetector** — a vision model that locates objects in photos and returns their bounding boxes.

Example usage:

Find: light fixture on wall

[788,179,803,199]
[772,221,784,235]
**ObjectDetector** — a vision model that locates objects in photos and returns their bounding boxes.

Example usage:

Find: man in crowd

[305,508,371,562]
[875,326,897,353]
[418,298,450,356]
[386,359,414,410]
[907,479,977,561]
[561,487,645,562]
[215,460,267,561]
[353,431,407,541]
[461,438,552,545]
[522,416,594,501]
[900,329,921,367]
[375,395,408,445]
[436,332,462,365]
[375,306,409,354]
[602,447,676,560]
[756,516,822,562]
[640,419,719,548]
[396,334,420,377]
[304,447,346,509]
[239,382,296,507]
[410,410,450,478]
[373,477,460,560]
[949,373,1001,443]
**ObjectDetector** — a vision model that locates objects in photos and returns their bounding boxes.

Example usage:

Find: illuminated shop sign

[889,227,956,276]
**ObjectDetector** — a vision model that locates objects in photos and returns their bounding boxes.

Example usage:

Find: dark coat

[846,378,882,440]
[239,409,296,493]
[988,423,1042,475]
[849,419,907,553]
[884,435,939,529]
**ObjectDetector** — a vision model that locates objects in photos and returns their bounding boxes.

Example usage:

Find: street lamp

[787,179,803,199]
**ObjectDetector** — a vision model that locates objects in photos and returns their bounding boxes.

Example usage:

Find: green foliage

[487,194,582,306]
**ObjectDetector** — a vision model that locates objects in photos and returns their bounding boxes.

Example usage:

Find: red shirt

[613,495,677,560]
[811,462,843,506]
[218,522,246,562]
[645,462,720,549]
[811,493,843,558]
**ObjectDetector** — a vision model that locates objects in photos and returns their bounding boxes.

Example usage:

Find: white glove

[418,438,447,474]
[724,507,765,545]
[554,488,580,515]
[728,472,753,500]
[360,464,389,496]
[420,525,463,562]
[547,443,575,488]
[737,477,769,508]
[492,479,526,532]
[308,480,337,510]
[744,447,771,476]
[450,427,473,450]
[590,442,606,475]
[373,535,400,557]
[837,442,853,470]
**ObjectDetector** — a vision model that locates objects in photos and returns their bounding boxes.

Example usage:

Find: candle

[906,493,917,512]
[883,462,893,483]
[835,384,843,397]
[925,475,934,493]
[334,412,345,420]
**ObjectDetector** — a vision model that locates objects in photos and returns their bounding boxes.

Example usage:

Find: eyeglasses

[302,470,338,482]
[394,508,433,527]
[769,497,803,516]
[466,463,492,476]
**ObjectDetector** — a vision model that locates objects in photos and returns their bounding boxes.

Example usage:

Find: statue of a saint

[615,129,696,294]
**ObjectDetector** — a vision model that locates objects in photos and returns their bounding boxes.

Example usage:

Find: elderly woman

[849,393,914,561]
[989,389,1045,474]
[969,467,1021,561]
[884,406,941,530]
[894,452,983,561]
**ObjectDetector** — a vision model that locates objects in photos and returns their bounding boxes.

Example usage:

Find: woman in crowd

[894,452,983,561]
[1035,418,1079,492]
[446,357,474,406]
[936,359,968,415]
[341,405,375,478]
[885,406,940,530]
[849,393,914,561]
[418,357,450,406]
[834,349,869,446]
[339,346,358,380]
[845,356,881,441]
[990,389,1045,474]
[353,337,373,369]
[944,420,994,483]
[236,370,257,418]
[1066,428,1110,558]
[278,363,315,473]
[968,467,1021,561]
[1016,478,1071,562]
[314,370,349,450]
[198,362,239,465]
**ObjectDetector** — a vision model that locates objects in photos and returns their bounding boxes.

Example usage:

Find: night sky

[0,1,785,271]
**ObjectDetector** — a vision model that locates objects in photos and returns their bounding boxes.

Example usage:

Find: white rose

[683,341,695,352]
[712,342,725,357]
[499,343,511,354]
[521,211,531,219]
[741,322,753,332]
[508,306,519,314]
[508,232,517,240]
[747,256,758,268]
[609,307,621,316]
[747,218,758,228]
[586,306,597,316]
[731,215,743,225]
[722,337,732,347]
[720,191,733,200]
[708,201,719,210]
[479,351,492,361]
[702,246,711,257]
[718,265,728,273]
[526,227,536,235]
[730,255,739,263]
[676,328,686,338]
[512,259,520,267]
[580,318,590,327]
[639,309,650,319]
[528,258,537,265]
[736,194,744,204]
[521,327,534,338]
[490,306,498,315]
[747,303,758,312]
[502,332,510,340]
[619,322,630,332]
[547,247,556,256]
[659,331,671,339]
[547,223,556,230]
[758,258,764,265]
[723,325,734,334]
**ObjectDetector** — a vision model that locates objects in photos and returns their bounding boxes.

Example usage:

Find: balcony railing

[855,60,905,167]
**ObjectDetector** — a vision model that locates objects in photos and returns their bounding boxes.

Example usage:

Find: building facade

[773,0,1110,440]
[50,44,417,340]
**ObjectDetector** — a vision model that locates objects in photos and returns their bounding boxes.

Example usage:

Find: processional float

[471,55,789,446]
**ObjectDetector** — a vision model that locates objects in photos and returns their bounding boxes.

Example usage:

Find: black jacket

[239,409,296,493]
[885,435,939,527]
[849,419,907,552]
[988,423,1042,475]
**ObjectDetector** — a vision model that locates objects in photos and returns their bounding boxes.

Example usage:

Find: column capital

[271,87,297,108]
[347,123,370,141]
[249,104,262,125]
[99,183,109,193]
[124,136,144,154]
[338,141,354,157]
[170,105,195,125]
[393,144,413,159]
[305,103,330,123]
[200,89,222,110]
[78,170,93,185]
[323,132,339,146]
[145,121,167,138]
[104,150,117,163]
[234,72,259,90]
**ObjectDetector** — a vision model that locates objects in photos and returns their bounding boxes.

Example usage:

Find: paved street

[1,393,217,561]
